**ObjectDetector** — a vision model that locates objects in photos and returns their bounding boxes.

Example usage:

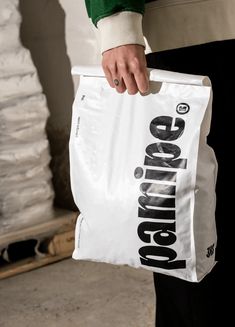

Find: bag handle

[72,65,210,87]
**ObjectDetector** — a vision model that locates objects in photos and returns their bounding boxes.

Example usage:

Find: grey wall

[19,0,100,210]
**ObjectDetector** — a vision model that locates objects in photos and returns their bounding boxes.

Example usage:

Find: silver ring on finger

[113,78,120,87]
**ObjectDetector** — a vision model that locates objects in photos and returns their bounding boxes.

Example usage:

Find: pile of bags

[0,0,54,234]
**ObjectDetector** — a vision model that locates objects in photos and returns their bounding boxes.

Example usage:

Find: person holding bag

[83,1,234,325]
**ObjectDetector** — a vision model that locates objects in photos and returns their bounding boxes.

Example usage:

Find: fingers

[102,61,127,93]
[122,72,138,95]
[102,64,115,88]
[102,44,149,95]
[134,58,149,93]
[135,69,149,94]
[131,56,149,94]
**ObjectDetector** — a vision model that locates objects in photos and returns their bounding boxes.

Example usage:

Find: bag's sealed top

[71,65,211,86]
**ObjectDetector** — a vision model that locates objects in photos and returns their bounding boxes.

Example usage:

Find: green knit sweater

[85,0,154,26]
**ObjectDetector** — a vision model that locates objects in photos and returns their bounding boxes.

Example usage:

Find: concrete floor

[0,259,155,327]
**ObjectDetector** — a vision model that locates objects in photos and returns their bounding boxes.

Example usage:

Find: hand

[102,44,149,95]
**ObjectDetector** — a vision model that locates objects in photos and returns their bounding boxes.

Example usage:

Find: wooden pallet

[0,209,78,280]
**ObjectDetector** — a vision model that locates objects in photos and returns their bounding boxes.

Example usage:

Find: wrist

[97,11,145,54]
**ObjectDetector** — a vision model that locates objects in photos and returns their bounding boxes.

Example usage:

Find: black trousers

[146,40,234,327]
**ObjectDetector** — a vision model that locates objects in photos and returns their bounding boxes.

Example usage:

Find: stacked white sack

[0,0,54,233]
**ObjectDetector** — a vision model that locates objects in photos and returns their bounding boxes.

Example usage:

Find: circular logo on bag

[176,103,190,114]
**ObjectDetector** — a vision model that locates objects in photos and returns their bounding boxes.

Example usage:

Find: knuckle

[117,61,128,72]
[130,58,141,71]
[102,61,108,71]
[109,63,116,73]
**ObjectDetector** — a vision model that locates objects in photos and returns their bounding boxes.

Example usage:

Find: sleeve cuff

[97,11,145,53]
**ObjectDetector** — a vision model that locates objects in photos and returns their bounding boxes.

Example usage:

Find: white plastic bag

[69,66,217,282]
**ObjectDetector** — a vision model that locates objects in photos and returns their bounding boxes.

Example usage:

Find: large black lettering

[138,207,175,220]
[153,230,176,246]
[138,221,176,245]
[136,115,188,271]
[140,182,176,196]
[139,246,186,269]
[138,192,175,208]
[150,116,185,141]
[145,169,177,182]
[144,142,187,169]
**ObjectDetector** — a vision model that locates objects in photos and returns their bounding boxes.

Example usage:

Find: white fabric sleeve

[97,11,145,54]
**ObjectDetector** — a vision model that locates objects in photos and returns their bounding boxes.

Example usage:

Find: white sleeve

[97,11,145,53]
